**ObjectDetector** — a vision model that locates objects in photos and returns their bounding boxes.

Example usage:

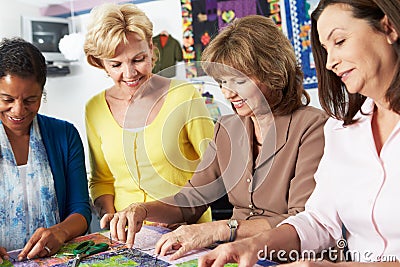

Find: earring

[42,89,47,103]
[387,36,398,45]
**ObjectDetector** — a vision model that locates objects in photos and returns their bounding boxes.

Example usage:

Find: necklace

[107,87,137,102]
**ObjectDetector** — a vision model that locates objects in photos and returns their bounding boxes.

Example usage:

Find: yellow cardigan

[86,80,214,222]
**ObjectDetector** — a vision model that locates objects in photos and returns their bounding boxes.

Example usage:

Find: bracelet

[227,219,238,242]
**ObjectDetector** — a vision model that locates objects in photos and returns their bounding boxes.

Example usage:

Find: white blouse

[283,98,400,262]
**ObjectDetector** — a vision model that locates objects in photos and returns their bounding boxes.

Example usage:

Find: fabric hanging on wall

[152,33,183,78]
[217,0,256,29]
[191,0,219,62]
[182,0,284,79]
[283,0,318,89]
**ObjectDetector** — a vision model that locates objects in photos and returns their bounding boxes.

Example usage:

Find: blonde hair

[202,15,310,115]
[84,3,155,69]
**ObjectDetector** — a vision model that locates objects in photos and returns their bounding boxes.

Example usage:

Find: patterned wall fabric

[180,0,317,89]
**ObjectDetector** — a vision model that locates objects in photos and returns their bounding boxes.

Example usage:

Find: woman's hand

[280,261,400,267]
[17,226,67,261]
[100,203,148,248]
[155,221,228,260]
[198,236,260,267]
[0,246,9,264]
[94,194,116,218]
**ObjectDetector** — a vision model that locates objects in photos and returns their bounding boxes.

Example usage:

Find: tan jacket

[173,106,328,227]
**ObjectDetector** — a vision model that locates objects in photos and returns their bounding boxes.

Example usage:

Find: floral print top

[0,117,60,251]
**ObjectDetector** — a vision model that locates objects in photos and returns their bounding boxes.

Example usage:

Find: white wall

[140,0,184,45]
[308,89,320,108]
[0,0,40,38]
[2,0,321,169]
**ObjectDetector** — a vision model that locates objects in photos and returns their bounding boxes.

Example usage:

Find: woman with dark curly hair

[0,38,90,263]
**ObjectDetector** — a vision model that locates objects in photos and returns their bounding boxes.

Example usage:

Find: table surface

[5,225,276,266]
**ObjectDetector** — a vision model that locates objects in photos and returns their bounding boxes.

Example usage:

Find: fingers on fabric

[116,213,128,242]
[126,218,142,249]
[0,247,9,264]
[100,213,114,229]
[106,206,146,247]
[18,227,53,260]
[108,213,123,243]
[198,242,254,267]
[198,250,222,267]
[155,231,192,260]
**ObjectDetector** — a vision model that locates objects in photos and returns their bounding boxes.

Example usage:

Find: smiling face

[0,74,42,136]
[317,3,398,101]
[216,73,270,118]
[103,32,154,93]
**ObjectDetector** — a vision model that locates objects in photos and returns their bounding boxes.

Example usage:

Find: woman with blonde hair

[83,3,214,232]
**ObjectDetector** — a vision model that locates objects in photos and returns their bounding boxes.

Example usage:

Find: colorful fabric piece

[217,0,256,29]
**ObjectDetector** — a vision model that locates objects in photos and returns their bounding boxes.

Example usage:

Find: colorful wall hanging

[181,0,284,79]
[180,0,317,90]
[282,0,318,89]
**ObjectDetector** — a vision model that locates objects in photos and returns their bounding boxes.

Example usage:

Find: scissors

[70,240,109,267]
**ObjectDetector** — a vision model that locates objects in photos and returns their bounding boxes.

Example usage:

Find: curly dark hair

[0,37,47,88]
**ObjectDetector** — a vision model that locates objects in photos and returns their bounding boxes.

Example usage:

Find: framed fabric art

[282,0,319,89]
[181,0,318,89]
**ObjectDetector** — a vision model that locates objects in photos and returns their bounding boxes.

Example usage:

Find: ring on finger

[44,246,51,255]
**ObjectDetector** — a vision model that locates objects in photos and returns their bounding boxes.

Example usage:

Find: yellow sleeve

[185,86,215,158]
[85,95,115,202]
[171,82,214,223]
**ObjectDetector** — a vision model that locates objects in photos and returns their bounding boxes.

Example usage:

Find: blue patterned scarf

[0,116,60,251]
